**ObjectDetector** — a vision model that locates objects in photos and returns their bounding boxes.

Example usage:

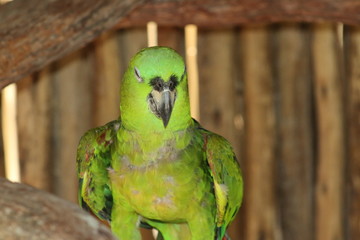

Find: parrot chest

[109,138,215,221]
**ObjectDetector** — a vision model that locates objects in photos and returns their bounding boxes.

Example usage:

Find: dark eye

[134,67,143,83]
[180,67,186,81]
[168,75,178,91]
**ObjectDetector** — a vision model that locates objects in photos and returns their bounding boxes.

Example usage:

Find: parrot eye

[134,67,143,83]
[150,77,164,91]
[168,75,178,91]
[180,67,186,82]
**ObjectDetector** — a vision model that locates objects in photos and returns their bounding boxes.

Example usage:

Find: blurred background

[1,1,359,240]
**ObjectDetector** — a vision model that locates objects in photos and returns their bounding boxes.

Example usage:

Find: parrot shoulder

[77,119,121,221]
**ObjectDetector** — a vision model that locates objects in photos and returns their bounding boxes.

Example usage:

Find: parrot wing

[198,123,243,239]
[76,120,121,221]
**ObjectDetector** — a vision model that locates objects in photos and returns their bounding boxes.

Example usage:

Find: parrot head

[119,47,192,132]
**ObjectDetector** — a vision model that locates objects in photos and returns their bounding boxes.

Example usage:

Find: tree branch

[1,0,359,88]
[117,0,360,28]
[0,178,116,240]
[0,0,143,88]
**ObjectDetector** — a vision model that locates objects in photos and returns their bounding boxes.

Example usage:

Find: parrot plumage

[77,47,243,240]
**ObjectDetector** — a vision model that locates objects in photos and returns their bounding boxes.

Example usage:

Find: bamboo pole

[185,24,200,121]
[147,22,158,47]
[312,23,345,240]
[1,84,20,183]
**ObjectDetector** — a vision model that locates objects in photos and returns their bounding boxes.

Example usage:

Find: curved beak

[160,89,173,127]
[148,87,176,128]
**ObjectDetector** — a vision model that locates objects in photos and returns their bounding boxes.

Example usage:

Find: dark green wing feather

[198,123,243,239]
[76,120,120,221]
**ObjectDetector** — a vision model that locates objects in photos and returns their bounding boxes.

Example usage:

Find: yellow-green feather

[201,127,244,236]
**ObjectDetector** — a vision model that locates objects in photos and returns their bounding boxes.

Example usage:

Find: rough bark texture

[0,0,143,88]
[0,178,116,240]
[2,0,360,88]
[117,0,360,28]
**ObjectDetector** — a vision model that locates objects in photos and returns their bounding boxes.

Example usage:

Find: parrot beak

[147,87,176,128]
[159,89,173,127]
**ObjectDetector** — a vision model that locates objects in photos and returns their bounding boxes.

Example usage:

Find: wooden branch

[0,0,143,88]
[0,178,116,240]
[117,0,360,28]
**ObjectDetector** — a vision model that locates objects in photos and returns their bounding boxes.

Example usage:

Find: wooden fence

[0,23,358,240]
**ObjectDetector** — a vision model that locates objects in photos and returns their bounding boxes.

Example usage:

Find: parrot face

[119,47,190,132]
[144,72,178,127]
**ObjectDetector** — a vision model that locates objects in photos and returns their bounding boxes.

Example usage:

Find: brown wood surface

[2,0,360,89]
[51,48,94,202]
[17,70,52,191]
[117,0,360,28]
[197,29,243,239]
[345,26,360,240]
[0,0,143,88]
[275,24,314,240]
[93,32,122,126]
[0,177,116,240]
[242,26,281,240]
[312,23,345,240]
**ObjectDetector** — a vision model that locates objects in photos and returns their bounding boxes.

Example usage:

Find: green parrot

[77,46,243,240]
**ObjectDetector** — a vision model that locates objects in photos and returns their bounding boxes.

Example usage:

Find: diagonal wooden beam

[0,177,117,239]
[0,0,143,88]
[117,0,360,28]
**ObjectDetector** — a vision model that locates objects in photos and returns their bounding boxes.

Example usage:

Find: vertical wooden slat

[276,24,314,240]
[17,68,52,191]
[198,29,243,239]
[345,26,360,240]
[93,31,121,126]
[118,28,147,73]
[198,29,240,144]
[312,23,345,240]
[158,27,185,57]
[118,28,148,57]
[52,48,93,202]
[242,26,281,240]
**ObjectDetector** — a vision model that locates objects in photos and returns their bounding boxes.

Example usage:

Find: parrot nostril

[156,81,163,90]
